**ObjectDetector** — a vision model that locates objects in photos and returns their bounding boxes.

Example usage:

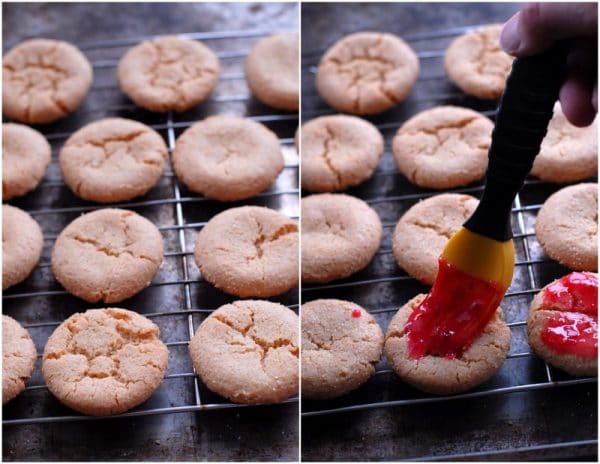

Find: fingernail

[500,14,521,54]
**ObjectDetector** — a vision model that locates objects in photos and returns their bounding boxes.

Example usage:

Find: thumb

[500,3,597,57]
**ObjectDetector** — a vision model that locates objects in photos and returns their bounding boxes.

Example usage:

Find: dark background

[301,2,598,461]
[3,2,299,461]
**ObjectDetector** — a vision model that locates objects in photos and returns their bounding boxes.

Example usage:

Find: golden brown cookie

[316,32,419,115]
[3,315,37,404]
[3,123,51,200]
[300,115,384,192]
[384,294,511,394]
[535,183,598,272]
[531,103,598,183]
[42,308,169,416]
[117,35,220,112]
[3,205,43,290]
[301,193,382,283]
[194,206,298,297]
[392,106,493,189]
[444,24,513,99]
[51,208,164,303]
[189,300,299,404]
[301,299,384,399]
[172,115,283,201]
[245,32,299,110]
[3,39,93,123]
[59,118,167,203]
[527,272,597,377]
[392,194,478,285]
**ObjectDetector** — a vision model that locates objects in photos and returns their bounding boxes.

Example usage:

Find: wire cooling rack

[300,23,597,458]
[3,28,299,427]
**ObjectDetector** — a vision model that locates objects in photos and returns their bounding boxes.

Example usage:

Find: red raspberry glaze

[404,258,504,360]
[540,272,598,358]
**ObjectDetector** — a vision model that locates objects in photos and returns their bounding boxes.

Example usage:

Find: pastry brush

[406,42,569,359]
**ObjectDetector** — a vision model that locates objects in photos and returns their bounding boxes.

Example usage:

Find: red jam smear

[351,309,361,318]
[404,257,504,360]
[540,272,598,358]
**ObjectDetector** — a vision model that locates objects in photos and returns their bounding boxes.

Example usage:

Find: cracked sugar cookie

[3,205,44,290]
[527,272,598,377]
[535,183,598,272]
[51,208,164,303]
[301,193,382,283]
[444,24,513,100]
[3,315,37,404]
[3,123,51,200]
[245,32,299,111]
[302,299,383,400]
[385,294,511,394]
[316,32,419,115]
[42,308,168,416]
[531,103,598,183]
[172,115,283,201]
[117,35,219,112]
[59,118,167,203]
[300,115,384,192]
[392,106,493,189]
[3,39,93,124]
[194,206,298,297]
[189,300,298,404]
[393,194,478,285]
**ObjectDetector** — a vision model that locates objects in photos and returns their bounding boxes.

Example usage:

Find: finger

[558,40,597,126]
[559,75,596,127]
[500,2,598,56]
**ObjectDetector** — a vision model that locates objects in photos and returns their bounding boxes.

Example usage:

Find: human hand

[500,2,598,127]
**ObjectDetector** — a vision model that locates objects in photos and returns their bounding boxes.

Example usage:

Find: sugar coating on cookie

[392,106,493,189]
[51,208,164,303]
[444,24,513,99]
[189,300,299,404]
[3,123,51,200]
[3,315,37,404]
[173,115,283,201]
[194,206,298,297]
[3,39,93,124]
[245,32,299,110]
[42,308,168,416]
[393,194,478,285]
[535,183,598,272]
[3,205,43,290]
[302,299,384,399]
[316,32,419,115]
[527,273,598,377]
[302,193,382,283]
[59,118,167,203]
[300,115,384,192]
[385,294,511,394]
[117,36,219,112]
[531,103,598,183]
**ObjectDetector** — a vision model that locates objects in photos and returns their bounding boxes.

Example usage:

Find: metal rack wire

[300,23,597,457]
[3,28,299,426]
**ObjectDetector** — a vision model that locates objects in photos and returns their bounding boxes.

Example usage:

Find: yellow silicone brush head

[441,226,515,291]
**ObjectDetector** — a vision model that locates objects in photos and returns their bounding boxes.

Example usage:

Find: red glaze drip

[540,272,598,358]
[351,309,361,318]
[404,257,504,360]
[541,272,597,315]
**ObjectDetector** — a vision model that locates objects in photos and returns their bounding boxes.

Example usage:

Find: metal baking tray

[2,9,299,460]
[300,3,597,461]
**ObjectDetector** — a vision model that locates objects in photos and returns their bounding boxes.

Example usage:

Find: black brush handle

[465,42,570,241]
